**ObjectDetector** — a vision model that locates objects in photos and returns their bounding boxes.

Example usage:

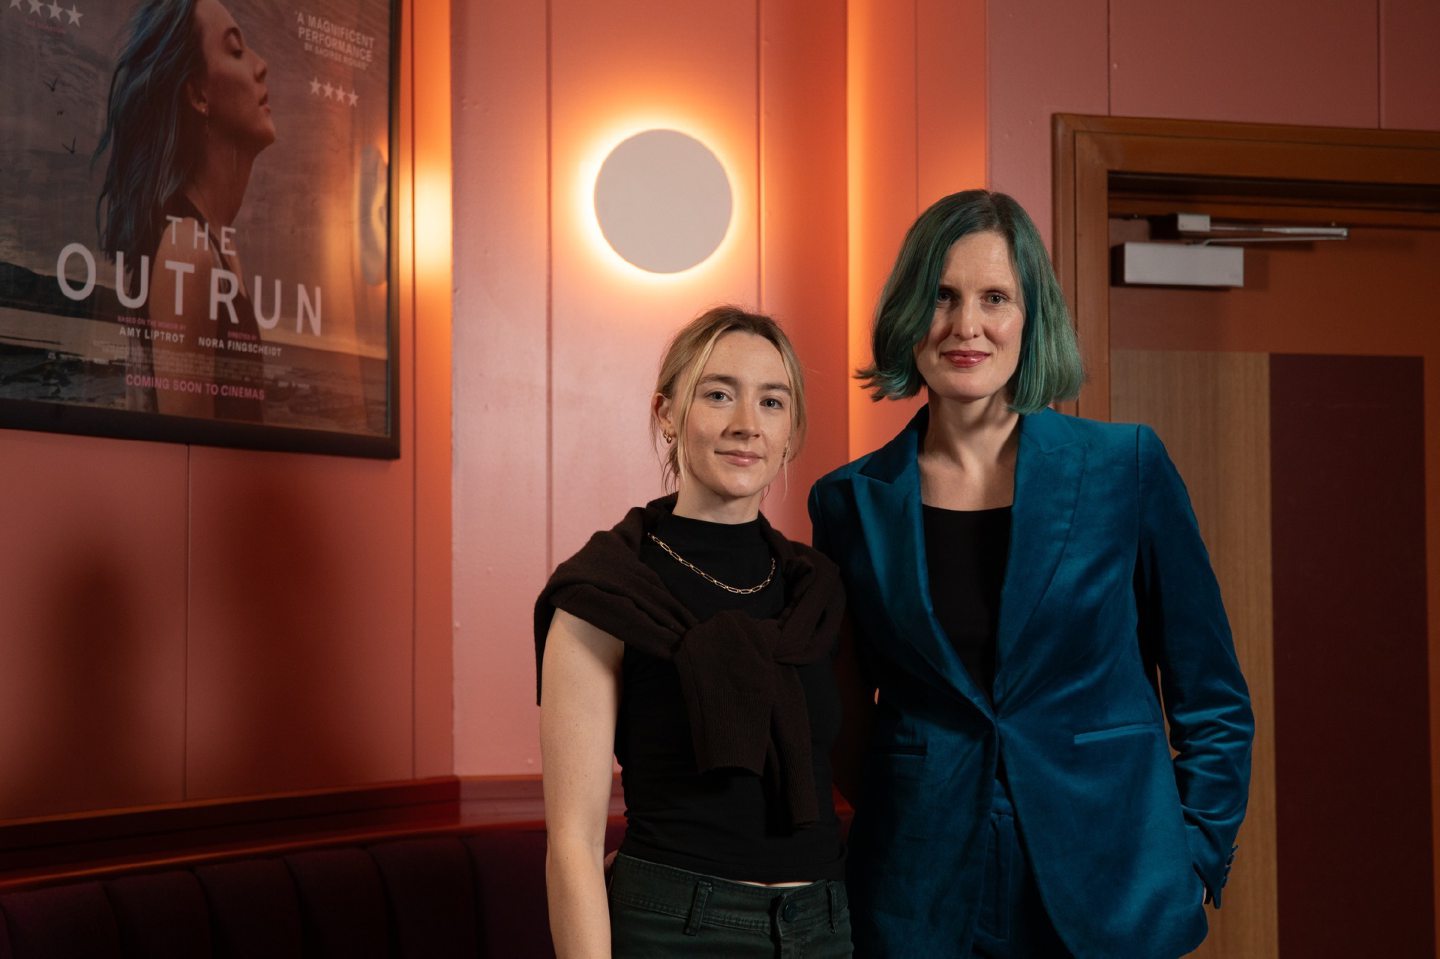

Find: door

[1055,115,1440,959]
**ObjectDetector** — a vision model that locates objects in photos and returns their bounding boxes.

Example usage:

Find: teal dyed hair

[95,0,203,293]
[856,189,1083,413]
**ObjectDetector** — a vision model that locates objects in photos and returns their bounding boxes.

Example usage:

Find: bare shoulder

[547,609,623,666]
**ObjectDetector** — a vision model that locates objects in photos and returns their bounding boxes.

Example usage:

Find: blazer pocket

[1073,721,1161,745]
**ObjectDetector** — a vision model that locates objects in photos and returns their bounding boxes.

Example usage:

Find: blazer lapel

[994,409,1085,699]
[854,407,993,714]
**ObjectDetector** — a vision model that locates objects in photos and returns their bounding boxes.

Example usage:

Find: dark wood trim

[0,775,627,891]
[1,778,461,854]
[0,778,461,880]
[1051,114,1440,421]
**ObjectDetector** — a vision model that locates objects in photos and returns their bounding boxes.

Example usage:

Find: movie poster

[0,0,396,457]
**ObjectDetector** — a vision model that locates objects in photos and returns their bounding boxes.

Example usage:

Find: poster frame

[0,0,403,460]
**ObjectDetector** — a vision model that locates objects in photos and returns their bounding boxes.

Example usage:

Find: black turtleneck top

[616,511,845,882]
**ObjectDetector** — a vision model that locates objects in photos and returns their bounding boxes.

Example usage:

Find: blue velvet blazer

[808,406,1254,959]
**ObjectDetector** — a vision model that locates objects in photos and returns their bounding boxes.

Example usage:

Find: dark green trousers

[609,854,852,958]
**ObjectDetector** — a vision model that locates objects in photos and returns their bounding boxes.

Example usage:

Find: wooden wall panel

[916,0,987,206]
[185,449,416,798]
[1,0,452,821]
[181,1,448,800]
[1381,0,1440,132]
[1270,354,1433,958]
[1109,0,1378,129]
[758,0,848,541]
[412,0,455,780]
[987,0,1108,248]
[845,0,924,459]
[1111,350,1278,959]
[0,433,188,820]
[450,0,855,774]
[843,0,987,461]
[547,0,761,565]
[450,0,552,776]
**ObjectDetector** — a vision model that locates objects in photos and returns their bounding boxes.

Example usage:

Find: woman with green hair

[810,190,1253,958]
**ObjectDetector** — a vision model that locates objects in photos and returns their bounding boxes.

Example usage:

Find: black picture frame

[0,0,402,458]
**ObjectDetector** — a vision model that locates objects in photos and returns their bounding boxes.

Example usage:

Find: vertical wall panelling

[185,451,416,798]
[452,0,855,774]
[1271,354,1434,958]
[1380,0,1440,131]
[757,0,848,541]
[986,0,1107,249]
[450,0,553,775]
[412,0,455,781]
[1108,0,1378,129]
[0,434,189,820]
[916,0,987,206]
[1,0,451,820]
[186,0,449,801]
[548,0,760,565]
[841,0,986,460]
[1110,350,1279,958]
[845,0,923,460]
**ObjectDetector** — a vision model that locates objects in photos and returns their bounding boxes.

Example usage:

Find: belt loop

[684,880,712,936]
[827,882,839,931]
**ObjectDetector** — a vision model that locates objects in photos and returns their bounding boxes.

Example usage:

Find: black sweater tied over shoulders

[534,494,846,828]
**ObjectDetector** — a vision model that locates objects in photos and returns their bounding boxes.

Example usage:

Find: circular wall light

[593,129,733,274]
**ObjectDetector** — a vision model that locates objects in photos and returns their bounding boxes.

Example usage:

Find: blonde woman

[536,306,851,957]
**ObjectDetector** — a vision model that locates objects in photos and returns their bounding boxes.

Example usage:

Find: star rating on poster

[309,77,359,108]
[10,0,81,26]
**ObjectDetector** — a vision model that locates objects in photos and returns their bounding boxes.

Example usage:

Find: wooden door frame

[1052,114,1440,955]
[1051,114,1440,420]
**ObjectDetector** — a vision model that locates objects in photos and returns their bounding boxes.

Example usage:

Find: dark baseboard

[0,773,625,890]
[0,777,460,887]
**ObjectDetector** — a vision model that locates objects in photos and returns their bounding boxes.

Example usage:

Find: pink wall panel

[548,0,761,566]
[987,0,1108,250]
[1110,0,1378,129]
[1,0,452,820]
[450,0,552,776]
[758,0,849,541]
[184,449,415,799]
[846,0,925,459]
[0,432,188,819]
[845,0,989,462]
[1382,0,1440,131]
[412,0,455,781]
[917,0,988,205]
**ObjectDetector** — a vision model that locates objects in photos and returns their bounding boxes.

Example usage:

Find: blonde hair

[652,305,807,490]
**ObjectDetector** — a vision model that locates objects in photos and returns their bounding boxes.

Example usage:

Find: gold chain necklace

[647,533,777,595]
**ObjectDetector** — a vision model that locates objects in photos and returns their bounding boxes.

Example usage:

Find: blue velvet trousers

[973,777,1073,959]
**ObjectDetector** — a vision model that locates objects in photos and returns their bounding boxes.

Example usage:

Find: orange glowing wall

[0,1,453,821]
[846,0,988,461]
[451,0,988,776]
